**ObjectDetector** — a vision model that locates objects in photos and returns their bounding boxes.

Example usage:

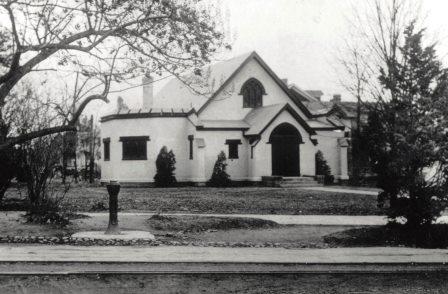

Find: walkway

[85,212,448,226]
[85,212,388,226]
[0,245,448,265]
[300,186,380,196]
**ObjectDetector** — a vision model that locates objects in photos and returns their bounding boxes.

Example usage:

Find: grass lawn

[4,185,383,215]
[0,273,446,293]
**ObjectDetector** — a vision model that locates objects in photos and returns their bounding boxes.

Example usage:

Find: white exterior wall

[101,117,195,183]
[315,130,345,178]
[100,56,349,184]
[200,59,309,120]
[198,130,250,181]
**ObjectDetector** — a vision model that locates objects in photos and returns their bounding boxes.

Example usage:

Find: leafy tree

[154,146,177,187]
[208,151,231,187]
[315,150,334,185]
[365,23,448,229]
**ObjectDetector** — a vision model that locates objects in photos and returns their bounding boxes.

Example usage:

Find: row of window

[103,136,242,161]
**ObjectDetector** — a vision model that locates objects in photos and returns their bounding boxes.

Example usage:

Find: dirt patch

[189,225,351,247]
[147,215,279,233]
[324,224,448,248]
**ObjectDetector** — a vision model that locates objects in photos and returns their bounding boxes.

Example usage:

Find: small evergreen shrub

[154,146,177,187]
[208,151,231,187]
[315,150,334,185]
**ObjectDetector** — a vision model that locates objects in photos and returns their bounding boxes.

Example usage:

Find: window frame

[103,138,110,161]
[225,139,242,159]
[240,78,266,108]
[119,136,150,160]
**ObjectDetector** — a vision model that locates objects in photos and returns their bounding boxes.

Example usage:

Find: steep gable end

[197,52,313,118]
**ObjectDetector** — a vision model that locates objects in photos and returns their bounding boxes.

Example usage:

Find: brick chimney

[332,94,341,103]
[142,73,154,109]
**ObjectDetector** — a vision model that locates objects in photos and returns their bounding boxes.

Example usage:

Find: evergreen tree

[154,146,177,187]
[208,151,231,187]
[366,23,448,229]
[315,150,334,185]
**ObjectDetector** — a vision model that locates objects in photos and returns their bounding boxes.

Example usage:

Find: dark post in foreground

[105,180,121,235]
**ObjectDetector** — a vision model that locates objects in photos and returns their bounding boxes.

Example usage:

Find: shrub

[154,146,177,187]
[315,150,334,185]
[208,151,231,187]
[24,195,70,226]
[0,146,17,203]
[18,135,74,225]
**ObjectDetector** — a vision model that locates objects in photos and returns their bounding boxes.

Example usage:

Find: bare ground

[0,212,352,247]
[0,273,445,294]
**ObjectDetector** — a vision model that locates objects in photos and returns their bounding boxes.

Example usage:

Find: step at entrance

[262,176,322,188]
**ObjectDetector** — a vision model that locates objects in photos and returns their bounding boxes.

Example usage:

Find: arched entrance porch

[269,123,302,176]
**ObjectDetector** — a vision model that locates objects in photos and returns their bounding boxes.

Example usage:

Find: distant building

[100,52,350,185]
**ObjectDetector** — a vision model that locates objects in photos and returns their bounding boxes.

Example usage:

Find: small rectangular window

[103,138,110,161]
[225,139,242,159]
[119,136,149,160]
[188,135,194,160]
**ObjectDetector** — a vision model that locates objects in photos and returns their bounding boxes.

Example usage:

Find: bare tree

[336,0,421,183]
[0,0,227,150]
[339,0,421,104]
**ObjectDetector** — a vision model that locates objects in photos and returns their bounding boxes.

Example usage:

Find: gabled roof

[288,85,331,116]
[243,103,316,136]
[305,90,324,99]
[325,101,370,119]
[156,51,315,118]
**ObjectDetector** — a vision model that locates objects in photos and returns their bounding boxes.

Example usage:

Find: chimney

[142,73,154,109]
[332,94,341,103]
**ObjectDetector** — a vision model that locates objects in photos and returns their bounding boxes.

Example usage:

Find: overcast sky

[220,0,448,102]
[97,0,448,116]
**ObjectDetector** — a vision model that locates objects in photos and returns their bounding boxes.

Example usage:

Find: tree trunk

[89,116,94,184]
[74,155,79,183]
[61,136,67,184]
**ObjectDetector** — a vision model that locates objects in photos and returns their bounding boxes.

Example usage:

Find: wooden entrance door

[270,123,301,176]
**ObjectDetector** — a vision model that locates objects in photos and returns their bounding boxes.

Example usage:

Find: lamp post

[105,180,121,235]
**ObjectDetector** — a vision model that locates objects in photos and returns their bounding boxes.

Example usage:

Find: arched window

[240,78,266,108]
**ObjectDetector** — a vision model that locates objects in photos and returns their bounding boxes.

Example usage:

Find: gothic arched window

[240,78,266,108]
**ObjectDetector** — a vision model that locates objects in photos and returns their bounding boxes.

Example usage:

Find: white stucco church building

[100,52,349,185]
